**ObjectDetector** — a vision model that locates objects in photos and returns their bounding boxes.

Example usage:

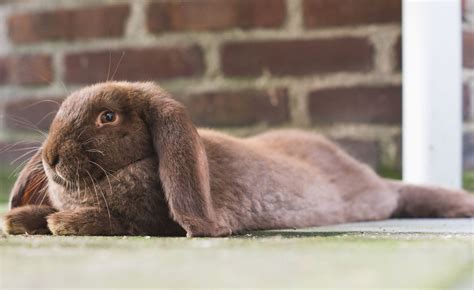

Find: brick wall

[0,0,469,174]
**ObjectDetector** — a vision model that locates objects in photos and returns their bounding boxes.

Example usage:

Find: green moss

[462,171,474,192]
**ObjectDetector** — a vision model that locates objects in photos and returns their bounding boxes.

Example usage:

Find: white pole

[403,0,462,188]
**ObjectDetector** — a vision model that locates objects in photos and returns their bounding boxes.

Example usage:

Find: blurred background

[0,0,473,204]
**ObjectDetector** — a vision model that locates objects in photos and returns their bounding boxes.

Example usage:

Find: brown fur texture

[3,82,474,237]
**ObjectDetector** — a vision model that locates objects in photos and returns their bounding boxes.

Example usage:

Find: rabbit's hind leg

[388,180,474,218]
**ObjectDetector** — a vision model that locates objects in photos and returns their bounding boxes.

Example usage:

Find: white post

[403,0,462,188]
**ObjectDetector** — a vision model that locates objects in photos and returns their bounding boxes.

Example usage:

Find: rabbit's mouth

[50,171,84,191]
[51,172,67,186]
[42,158,75,188]
[50,170,83,190]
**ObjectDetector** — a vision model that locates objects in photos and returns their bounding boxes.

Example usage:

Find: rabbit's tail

[386,180,474,218]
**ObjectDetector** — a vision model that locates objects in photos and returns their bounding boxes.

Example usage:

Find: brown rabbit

[3,81,474,237]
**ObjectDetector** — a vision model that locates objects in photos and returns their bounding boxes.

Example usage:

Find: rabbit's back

[199,129,398,233]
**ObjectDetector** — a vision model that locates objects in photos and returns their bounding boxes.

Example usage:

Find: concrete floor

[1,218,473,289]
[275,218,474,234]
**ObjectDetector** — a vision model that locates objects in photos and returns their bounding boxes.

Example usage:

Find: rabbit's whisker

[106,51,112,82]
[89,161,114,208]
[86,149,105,156]
[25,176,45,204]
[86,170,102,213]
[82,177,90,203]
[89,160,120,183]
[6,115,48,139]
[110,51,126,81]
[58,79,70,95]
[75,158,80,198]
[76,177,81,200]
[17,164,44,179]
[89,161,115,223]
[38,185,49,206]
[33,182,48,205]
[96,180,112,229]
[0,140,40,154]
[23,99,61,109]
[75,158,84,201]
[9,148,40,166]
[82,137,100,146]
[7,146,41,152]
[90,173,112,229]
[36,110,58,126]
[77,128,87,140]
[25,174,47,205]
[28,164,45,173]
[10,158,35,178]
[89,160,112,176]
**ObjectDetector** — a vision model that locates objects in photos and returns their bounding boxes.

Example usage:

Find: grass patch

[378,166,402,180]
[463,171,474,192]
[0,166,15,204]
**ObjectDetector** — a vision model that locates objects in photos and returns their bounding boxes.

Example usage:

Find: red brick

[180,88,289,127]
[333,137,380,169]
[0,54,53,85]
[0,0,32,4]
[8,5,129,43]
[0,58,8,83]
[303,0,401,28]
[463,0,467,21]
[464,131,474,170]
[462,0,473,22]
[394,134,402,171]
[395,36,402,71]
[464,31,474,69]
[147,0,285,33]
[308,85,401,124]
[221,38,373,77]
[4,97,63,132]
[465,83,471,121]
[65,46,204,84]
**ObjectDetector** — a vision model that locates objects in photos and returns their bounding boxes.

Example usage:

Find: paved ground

[278,218,474,234]
[1,217,473,289]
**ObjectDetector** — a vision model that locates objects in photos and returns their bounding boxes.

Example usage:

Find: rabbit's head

[42,82,155,187]
[10,81,218,236]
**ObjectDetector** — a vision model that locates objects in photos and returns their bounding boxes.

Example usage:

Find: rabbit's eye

[98,111,118,125]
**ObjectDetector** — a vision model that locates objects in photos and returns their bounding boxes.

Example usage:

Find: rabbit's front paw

[47,208,128,236]
[186,223,232,238]
[46,211,82,235]
[3,205,56,235]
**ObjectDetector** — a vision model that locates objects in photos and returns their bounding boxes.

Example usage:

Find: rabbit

[3,81,474,237]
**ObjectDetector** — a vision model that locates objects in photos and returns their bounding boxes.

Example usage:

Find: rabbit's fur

[3,82,474,237]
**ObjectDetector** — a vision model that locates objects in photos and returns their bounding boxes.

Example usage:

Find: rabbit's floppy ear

[145,93,220,237]
[9,147,50,209]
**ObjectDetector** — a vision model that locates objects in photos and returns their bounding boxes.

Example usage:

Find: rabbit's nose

[48,153,60,167]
